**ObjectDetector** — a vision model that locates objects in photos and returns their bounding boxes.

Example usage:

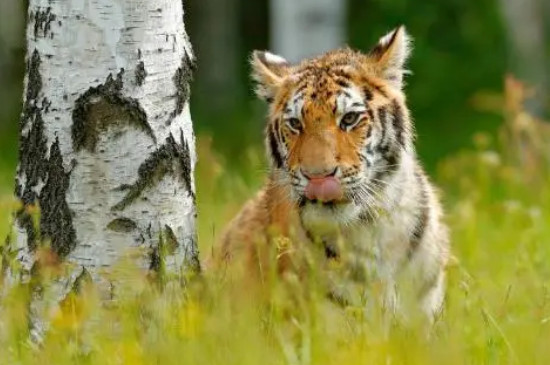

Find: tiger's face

[252,27,413,225]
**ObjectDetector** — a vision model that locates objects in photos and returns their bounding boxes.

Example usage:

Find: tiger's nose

[302,168,343,202]
[301,167,338,180]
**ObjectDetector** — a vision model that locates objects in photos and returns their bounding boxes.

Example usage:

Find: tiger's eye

[340,112,360,130]
[286,118,302,132]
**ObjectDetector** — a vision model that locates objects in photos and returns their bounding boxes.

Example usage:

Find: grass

[1,79,550,364]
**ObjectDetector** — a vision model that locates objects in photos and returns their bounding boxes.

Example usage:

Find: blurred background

[2,3,550,362]
[1,0,549,181]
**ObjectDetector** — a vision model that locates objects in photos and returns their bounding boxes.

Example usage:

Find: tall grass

[1,77,549,364]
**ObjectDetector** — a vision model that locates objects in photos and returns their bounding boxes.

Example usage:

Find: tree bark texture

[10,0,199,300]
[270,0,346,63]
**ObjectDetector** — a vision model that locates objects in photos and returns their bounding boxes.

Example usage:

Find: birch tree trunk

[8,0,199,335]
[270,0,346,63]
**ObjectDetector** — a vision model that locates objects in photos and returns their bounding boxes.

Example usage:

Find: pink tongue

[305,177,343,202]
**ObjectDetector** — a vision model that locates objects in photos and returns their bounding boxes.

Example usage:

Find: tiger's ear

[251,50,290,101]
[369,26,412,89]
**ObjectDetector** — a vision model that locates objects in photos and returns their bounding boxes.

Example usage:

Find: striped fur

[219,26,450,319]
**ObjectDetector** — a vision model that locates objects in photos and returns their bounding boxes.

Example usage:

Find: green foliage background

[1,0,550,363]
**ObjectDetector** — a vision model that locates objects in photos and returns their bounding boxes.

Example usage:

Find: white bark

[270,0,346,63]
[9,0,199,334]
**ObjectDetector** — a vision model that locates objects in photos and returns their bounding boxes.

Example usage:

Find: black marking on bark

[21,50,43,130]
[72,69,155,152]
[0,235,14,279]
[17,114,47,206]
[107,218,138,233]
[16,50,47,250]
[150,225,200,275]
[135,61,147,86]
[150,246,161,272]
[42,97,51,113]
[70,268,93,295]
[184,235,201,274]
[112,130,194,211]
[16,50,75,257]
[169,53,196,121]
[31,7,56,40]
[38,138,76,258]
[150,226,171,273]
[163,225,179,255]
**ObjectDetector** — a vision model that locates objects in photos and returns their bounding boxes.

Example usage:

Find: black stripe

[367,109,375,121]
[363,87,373,102]
[342,90,352,98]
[370,104,402,183]
[362,78,388,99]
[295,83,308,95]
[331,69,352,79]
[267,124,284,169]
[298,213,340,260]
[359,209,375,224]
[377,107,388,147]
[391,100,405,148]
[372,152,399,185]
[335,78,350,88]
[408,171,429,259]
[274,118,285,143]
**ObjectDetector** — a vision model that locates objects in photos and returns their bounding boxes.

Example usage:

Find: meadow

[0,77,549,364]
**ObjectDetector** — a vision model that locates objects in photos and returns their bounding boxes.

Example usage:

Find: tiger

[217,26,450,320]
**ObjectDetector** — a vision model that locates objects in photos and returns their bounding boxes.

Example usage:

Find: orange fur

[215,28,449,320]
[216,30,411,276]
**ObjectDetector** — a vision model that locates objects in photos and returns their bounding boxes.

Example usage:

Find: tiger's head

[252,26,414,225]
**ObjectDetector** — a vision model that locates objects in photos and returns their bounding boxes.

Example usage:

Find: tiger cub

[218,26,450,319]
